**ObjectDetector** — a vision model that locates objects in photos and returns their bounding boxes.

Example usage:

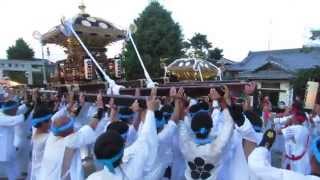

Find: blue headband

[51,117,75,135]
[97,150,124,174]
[312,137,320,163]
[121,132,128,140]
[193,137,213,145]
[190,109,209,118]
[194,127,208,135]
[253,125,262,133]
[156,117,166,129]
[1,102,19,111]
[118,114,134,122]
[32,114,52,127]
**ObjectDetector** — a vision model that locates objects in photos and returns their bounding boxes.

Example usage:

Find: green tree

[185,33,212,58]
[6,38,35,83]
[123,2,184,80]
[208,48,224,64]
[6,38,34,59]
[292,66,320,97]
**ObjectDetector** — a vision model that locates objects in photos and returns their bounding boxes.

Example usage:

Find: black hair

[94,131,125,168]
[161,104,174,114]
[243,110,263,132]
[191,112,213,139]
[259,129,276,149]
[161,104,173,121]
[118,106,134,122]
[189,104,201,114]
[107,121,129,135]
[197,101,209,111]
[215,86,225,97]
[155,110,163,121]
[33,102,53,128]
[118,106,133,115]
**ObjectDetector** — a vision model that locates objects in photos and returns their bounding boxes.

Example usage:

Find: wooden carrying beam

[27,90,147,107]
[51,81,248,97]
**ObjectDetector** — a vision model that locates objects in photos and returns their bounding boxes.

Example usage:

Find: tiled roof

[228,48,320,72]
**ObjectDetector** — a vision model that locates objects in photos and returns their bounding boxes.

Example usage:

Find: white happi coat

[38,125,97,180]
[87,110,158,180]
[312,115,320,137]
[249,146,320,180]
[179,109,234,180]
[30,133,49,180]
[281,124,311,174]
[144,120,177,180]
[0,112,24,162]
[217,115,259,180]
[171,131,186,180]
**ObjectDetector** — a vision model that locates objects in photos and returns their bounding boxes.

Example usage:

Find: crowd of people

[0,83,320,180]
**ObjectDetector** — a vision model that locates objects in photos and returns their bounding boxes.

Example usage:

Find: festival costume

[87,110,158,180]
[0,111,24,180]
[144,120,177,179]
[281,124,311,174]
[179,109,234,180]
[249,146,320,180]
[39,119,97,180]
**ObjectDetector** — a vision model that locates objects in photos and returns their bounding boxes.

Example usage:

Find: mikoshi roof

[41,13,126,48]
[167,58,220,80]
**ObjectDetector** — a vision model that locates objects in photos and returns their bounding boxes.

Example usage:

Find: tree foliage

[6,38,34,59]
[184,33,223,63]
[184,33,212,59]
[292,66,320,97]
[122,2,184,80]
[208,48,223,63]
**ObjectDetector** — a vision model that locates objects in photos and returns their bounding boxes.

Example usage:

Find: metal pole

[41,45,47,85]
[198,66,204,82]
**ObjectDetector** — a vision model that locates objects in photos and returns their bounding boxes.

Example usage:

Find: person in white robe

[207,87,260,180]
[177,86,238,180]
[143,107,178,179]
[87,88,159,180]
[38,93,105,180]
[311,136,320,177]
[15,102,34,177]
[249,129,320,180]
[29,102,53,180]
[281,112,311,174]
[0,100,27,180]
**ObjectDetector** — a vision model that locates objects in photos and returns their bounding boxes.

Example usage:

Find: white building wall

[279,81,291,105]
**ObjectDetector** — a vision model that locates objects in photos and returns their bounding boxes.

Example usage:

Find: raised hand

[209,88,220,101]
[96,91,104,109]
[130,100,141,113]
[244,81,256,95]
[169,87,177,97]
[79,92,86,106]
[147,88,158,111]
[223,85,231,106]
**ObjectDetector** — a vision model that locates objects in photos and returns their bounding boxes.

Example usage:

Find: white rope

[61,18,118,88]
[128,31,156,88]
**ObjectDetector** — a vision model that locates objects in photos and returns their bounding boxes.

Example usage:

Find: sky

[1,0,320,62]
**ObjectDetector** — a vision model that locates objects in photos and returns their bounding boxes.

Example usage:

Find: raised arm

[124,88,159,179]
[0,114,24,126]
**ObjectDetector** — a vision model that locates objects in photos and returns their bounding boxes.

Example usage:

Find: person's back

[87,89,159,180]
[179,109,234,180]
